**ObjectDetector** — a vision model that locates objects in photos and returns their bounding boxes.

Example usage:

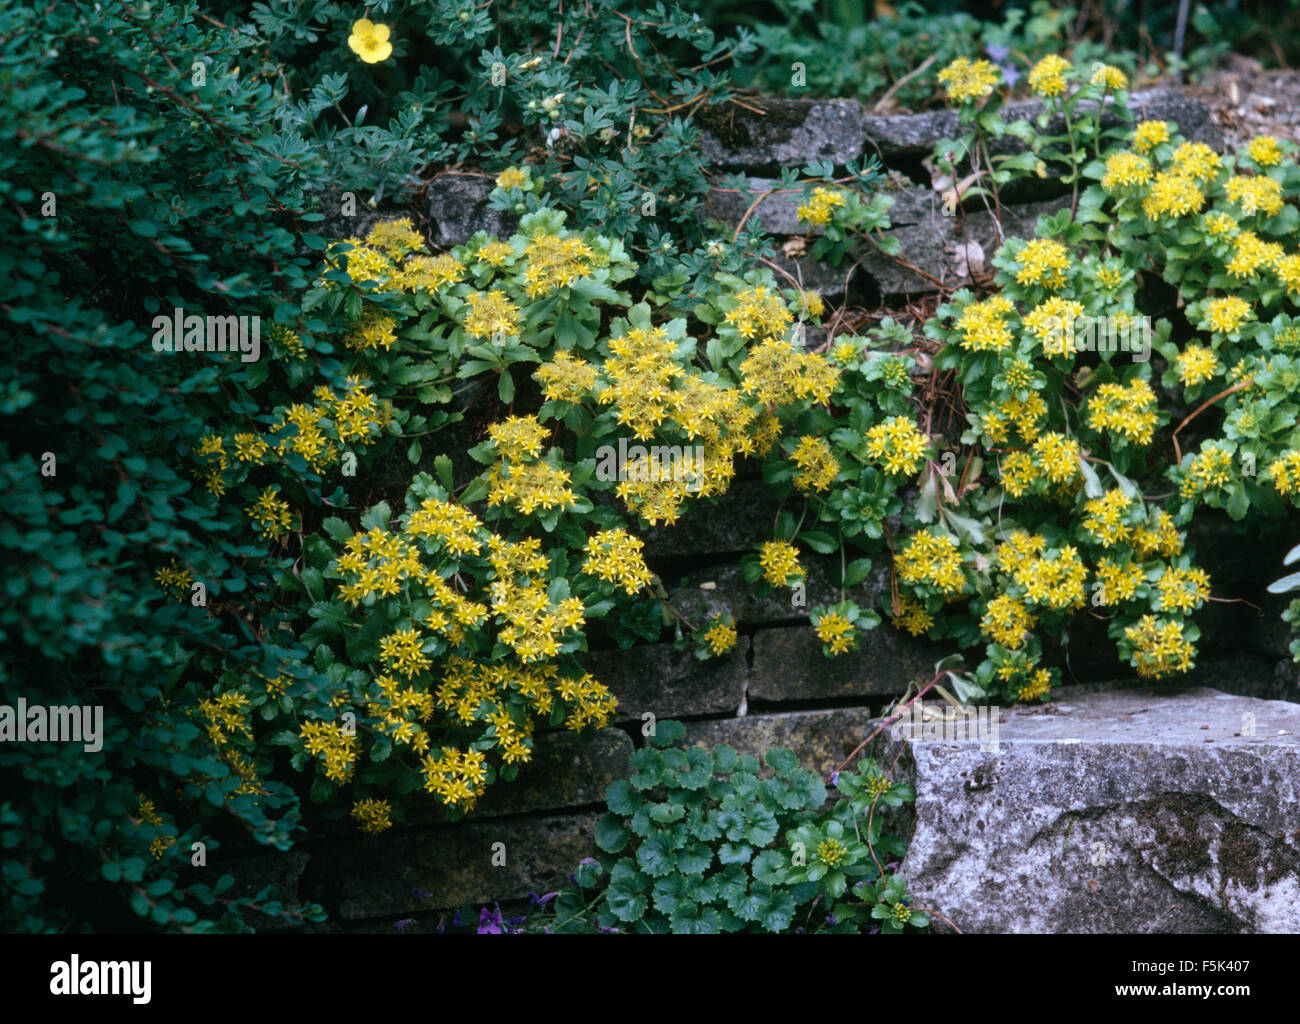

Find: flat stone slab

[686,707,878,777]
[583,642,747,723]
[880,686,1300,933]
[697,98,864,170]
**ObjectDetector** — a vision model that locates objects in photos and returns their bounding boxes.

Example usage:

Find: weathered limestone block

[882,686,1300,933]
[697,98,865,170]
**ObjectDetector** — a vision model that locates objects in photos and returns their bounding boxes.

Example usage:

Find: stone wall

[235,90,1300,933]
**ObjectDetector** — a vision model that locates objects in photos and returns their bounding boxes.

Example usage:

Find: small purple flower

[477,904,505,934]
[528,890,559,908]
[452,908,462,928]
[829,771,840,787]
[394,918,413,934]
[410,887,433,898]
[825,913,838,926]
[985,43,1010,61]
[983,43,1020,88]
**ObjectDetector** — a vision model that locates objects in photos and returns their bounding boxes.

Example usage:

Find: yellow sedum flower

[758,540,803,587]
[350,798,393,835]
[1246,134,1284,166]
[1132,120,1171,153]
[865,416,929,476]
[1028,55,1071,98]
[814,612,856,656]
[1176,344,1221,387]
[1015,238,1071,289]
[702,616,738,656]
[937,57,1000,103]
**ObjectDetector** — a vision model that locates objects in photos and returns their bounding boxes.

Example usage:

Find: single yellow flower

[348,19,393,64]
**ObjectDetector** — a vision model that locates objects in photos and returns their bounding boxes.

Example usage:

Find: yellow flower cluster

[400,253,465,293]
[739,336,840,404]
[1015,238,1072,289]
[863,416,929,477]
[583,529,654,594]
[1133,120,1171,153]
[1102,151,1152,191]
[420,746,490,810]
[790,435,840,492]
[350,798,393,835]
[1226,231,1283,279]
[1089,64,1127,91]
[1086,378,1157,446]
[474,240,516,268]
[247,487,294,541]
[1268,450,1300,497]
[404,498,485,557]
[1141,174,1204,219]
[492,577,584,663]
[758,540,803,586]
[1015,668,1053,703]
[1031,432,1082,485]
[267,322,307,359]
[893,596,934,636]
[344,310,398,351]
[702,616,738,655]
[1176,344,1221,387]
[488,415,547,460]
[299,720,360,783]
[981,594,1036,649]
[954,294,1015,351]
[796,187,847,227]
[1133,510,1183,559]
[378,627,432,679]
[1155,566,1211,613]
[1082,489,1137,547]
[535,350,599,403]
[1170,142,1221,182]
[938,57,1000,103]
[814,611,856,655]
[1179,444,1235,500]
[600,325,684,438]
[897,530,966,597]
[1028,55,1071,98]
[135,797,176,860]
[1095,558,1144,605]
[726,286,796,342]
[1008,541,1088,611]
[1024,297,1084,357]
[367,218,424,257]
[1123,615,1195,677]
[464,289,522,339]
[1201,293,1253,335]
[487,460,577,516]
[1225,175,1284,217]
[1246,135,1284,166]
[365,672,435,750]
[523,233,595,297]
[154,559,192,601]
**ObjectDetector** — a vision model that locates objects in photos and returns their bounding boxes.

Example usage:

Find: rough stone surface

[641,477,779,557]
[427,171,516,247]
[318,813,601,920]
[863,89,1223,166]
[685,707,879,777]
[697,98,864,170]
[748,624,942,702]
[883,686,1300,933]
[581,641,747,722]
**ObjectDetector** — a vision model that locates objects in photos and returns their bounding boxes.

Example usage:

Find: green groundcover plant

[424,721,926,934]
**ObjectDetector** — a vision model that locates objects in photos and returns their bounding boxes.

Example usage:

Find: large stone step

[877,686,1300,933]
